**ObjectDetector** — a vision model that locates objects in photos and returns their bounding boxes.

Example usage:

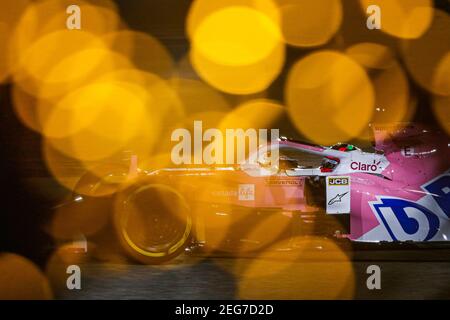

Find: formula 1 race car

[65,123,450,264]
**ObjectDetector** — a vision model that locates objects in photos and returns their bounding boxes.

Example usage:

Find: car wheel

[113,181,192,264]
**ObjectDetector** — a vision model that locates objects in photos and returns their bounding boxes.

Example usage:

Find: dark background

[0,0,449,266]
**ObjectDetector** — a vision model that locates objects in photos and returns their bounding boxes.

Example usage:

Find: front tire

[113,180,192,264]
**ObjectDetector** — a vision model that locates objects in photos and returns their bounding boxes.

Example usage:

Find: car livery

[68,123,450,264]
[279,124,450,243]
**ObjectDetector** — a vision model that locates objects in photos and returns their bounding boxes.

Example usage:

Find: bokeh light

[8,0,121,77]
[346,42,395,70]
[401,9,450,96]
[43,141,89,193]
[169,77,230,114]
[0,253,53,299]
[370,62,413,126]
[192,7,280,66]
[103,30,175,78]
[13,30,108,98]
[219,99,284,166]
[433,95,450,135]
[336,0,398,53]
[235,213,292,253]
[11,83,43,133]
[190,6,285,94]
[1,0,448,300]
[149,77,230,155]
[175,53,270,105]
[44,80,153,161]
[50,193,111,239]
[220,99,284,131]
[286,50,374,145]
[88,70,186,161]
[276,0,343,47]
[38,47,132,100]
[190,46,285,95]
[346,43,413,133]
[97,70,184,129]
[359,0,434,39]
[222,236,354,299]
[187,0,280,40]
[0,0,30,83]
[45,244,91,294]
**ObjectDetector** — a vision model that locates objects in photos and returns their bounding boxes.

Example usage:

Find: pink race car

[69,123,450,264]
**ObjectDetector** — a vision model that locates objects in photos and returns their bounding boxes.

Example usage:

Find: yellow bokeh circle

[433,95,450,135]
[0,253,53,300]
[286,51,374,145]
[187,0,280,40]
[401,9,450,96]
[8,0,121,76]
[190,6,285,94]
[192,6,281,66]
[346,43,412,131]
[103,30,175,78]
[44,80,152,162]
[360,0,434,39]
[0,0,30,83]
[276,0,343,47]
[219,99,285,130]
[13,30,107,98]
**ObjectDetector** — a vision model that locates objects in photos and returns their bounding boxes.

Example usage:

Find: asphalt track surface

[24,178,450,300]
[57,247,450,300]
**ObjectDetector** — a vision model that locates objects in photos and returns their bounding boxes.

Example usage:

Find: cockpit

[330,143,360,152]
[320,156,340,173]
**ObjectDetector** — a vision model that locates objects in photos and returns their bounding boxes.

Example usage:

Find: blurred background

[0,0,449,299]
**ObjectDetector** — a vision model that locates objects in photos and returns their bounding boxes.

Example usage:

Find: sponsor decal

[350,160,382,172]
[370,171,450,241]
[328,177,349,186]
[265,177,304,186]
[401,146,415,158]
[424,173,450,218]
[328,192,349,206]
[211,190,237,197]
[238,184,255,201]
[371,198,440,241]
[326,176,351,214]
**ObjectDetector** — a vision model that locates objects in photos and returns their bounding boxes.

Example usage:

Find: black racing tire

[113,179,192,264]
